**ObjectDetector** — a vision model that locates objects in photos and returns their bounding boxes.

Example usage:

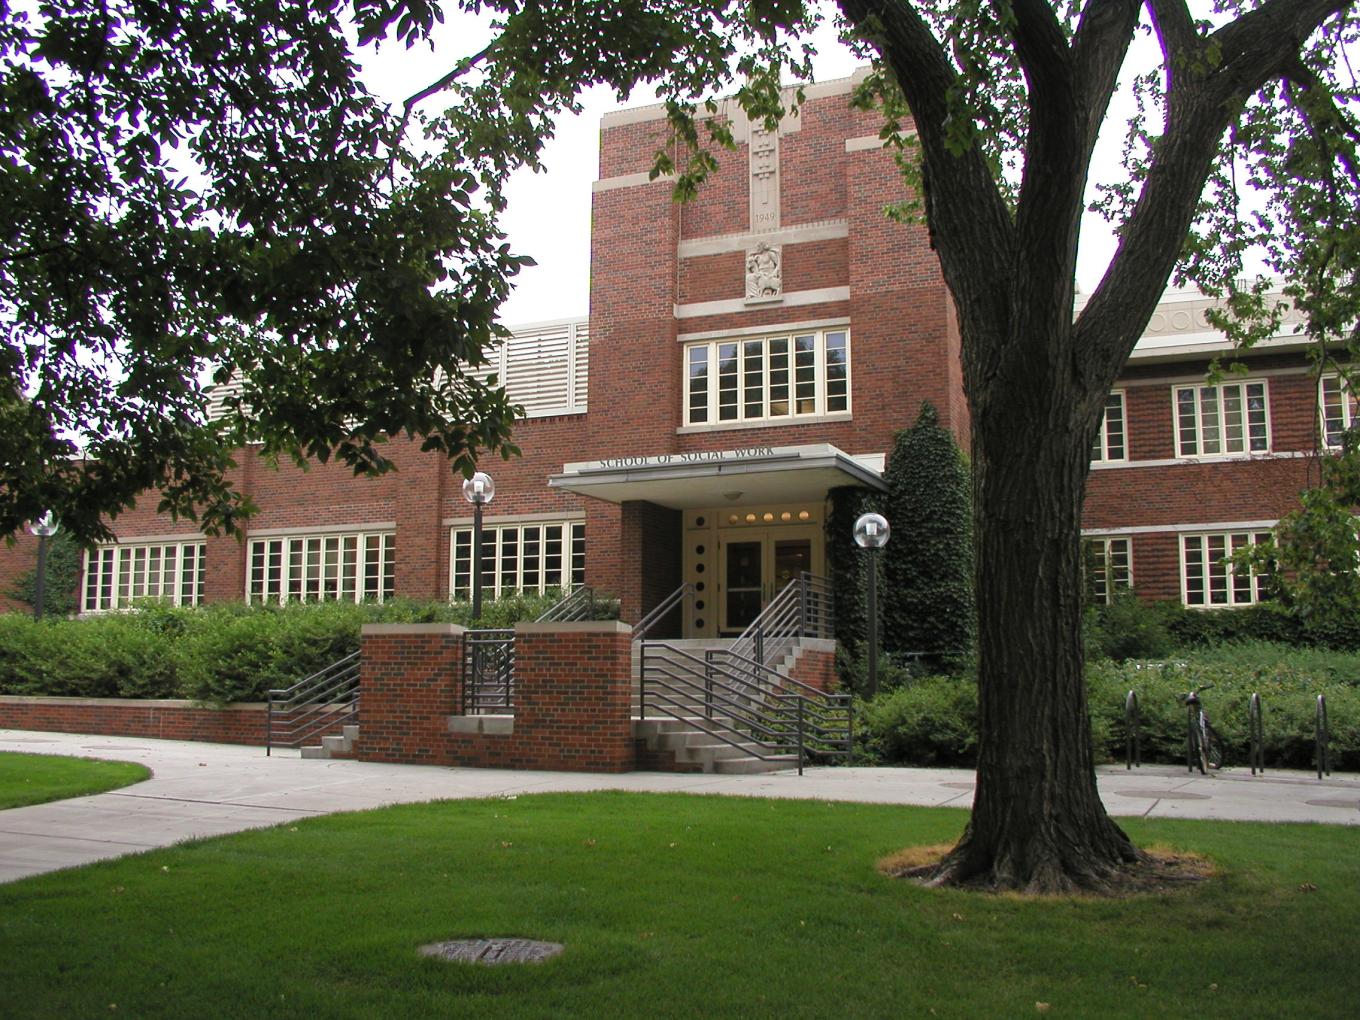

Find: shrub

[1084,592,1173,662]
[855,675,978,766]
[882,403,975,669]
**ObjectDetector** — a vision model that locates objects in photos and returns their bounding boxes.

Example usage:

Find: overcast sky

[359,11,1135,327]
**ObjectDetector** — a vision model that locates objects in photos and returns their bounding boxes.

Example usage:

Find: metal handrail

[638,640,852,774]
[1316,694,1330,779]
[266,651,361,756]
[728,572,834,671]
[631,582,693,640]
[537,585,599,623]
[1248,692,1264,776]
[1124,690,1141,770]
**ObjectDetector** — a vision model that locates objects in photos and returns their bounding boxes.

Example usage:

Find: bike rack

[1248,692,1264,776]
[1185,699,1198,774]
[1124,690,1141,770]
[1316,694,1331,779]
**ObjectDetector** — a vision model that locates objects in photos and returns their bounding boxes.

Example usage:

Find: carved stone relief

[745,243,783,303]
[749,125,780,233]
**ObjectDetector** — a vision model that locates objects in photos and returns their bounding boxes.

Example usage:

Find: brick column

[354,623,464,764]
[513,620,635,772]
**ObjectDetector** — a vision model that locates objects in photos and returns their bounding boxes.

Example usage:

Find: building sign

[594,446,777,471]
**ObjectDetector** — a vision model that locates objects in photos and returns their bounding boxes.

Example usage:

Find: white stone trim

[845,131,914,153]
[101,532,206,546]
[443,511,587,527]
[514,620,633,634]
[591,171,674,193]
[678,220,848,259]
[246,521,396,538]
[361,623,467,636]
[677,412,852,435]
[1090,450,1310,471]
[1082,519,1279,537]
[675,286,849,320]
[679,316,850,343]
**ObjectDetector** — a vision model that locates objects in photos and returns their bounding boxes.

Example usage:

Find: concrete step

[301,723,360,760]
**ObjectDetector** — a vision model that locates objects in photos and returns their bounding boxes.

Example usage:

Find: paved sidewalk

[2,729,1357,884]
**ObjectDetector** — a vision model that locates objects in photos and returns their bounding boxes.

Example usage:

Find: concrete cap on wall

[359,623,468,636]
[513,620,633,635]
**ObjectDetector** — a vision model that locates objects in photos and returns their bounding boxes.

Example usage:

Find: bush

[855,675,978,766]
[1084,593,1174,662]
[0,591,618,705]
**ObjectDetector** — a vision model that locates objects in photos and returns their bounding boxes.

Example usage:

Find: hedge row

[0,592,617,705]
[856,644,1360,772]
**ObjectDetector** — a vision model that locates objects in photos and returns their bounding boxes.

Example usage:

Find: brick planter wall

[787,639,838,693]
[0,696,265,745]
[353,623,465,765]
[446,621,636,772]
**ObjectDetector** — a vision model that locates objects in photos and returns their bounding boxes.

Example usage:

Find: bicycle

[1179,683,1223,775]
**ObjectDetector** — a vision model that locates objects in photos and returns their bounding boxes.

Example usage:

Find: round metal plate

[419,939,564,966]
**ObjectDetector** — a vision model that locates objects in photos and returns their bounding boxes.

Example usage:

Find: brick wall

[786,640,838,693]
[0,696,266,745]
[354,621,637,772]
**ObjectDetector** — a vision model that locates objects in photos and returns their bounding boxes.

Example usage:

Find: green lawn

[0,793,1356,1018]
[0,751,149,810]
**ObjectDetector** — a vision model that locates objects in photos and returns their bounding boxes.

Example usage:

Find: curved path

[2,728,1356,884]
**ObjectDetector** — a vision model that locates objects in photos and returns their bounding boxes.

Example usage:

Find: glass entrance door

[720,527,818,634]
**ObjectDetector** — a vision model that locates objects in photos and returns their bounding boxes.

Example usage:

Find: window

[449,521,585,600]
[1320,374,1359,449]
[1091,391,1127,462]
[1181,531,1272,607]
[1173,380,1269,457]
[1082,537,1131,604]
[247,531,395,604]
[82,542,205,612]
[683,329,850,426]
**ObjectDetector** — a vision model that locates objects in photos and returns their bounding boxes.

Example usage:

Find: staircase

[633,574,851,775]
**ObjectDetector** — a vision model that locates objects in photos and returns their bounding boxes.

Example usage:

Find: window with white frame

[82,542,205,612]
[1173,380,1269,457]
[684,328,849,427]
[1320,374,1359,449]
[449,521,585,600]
[246,531,395,604]
[1181,531,1272,607]
[1091,391,1127,462]
[1082,537,1132,604]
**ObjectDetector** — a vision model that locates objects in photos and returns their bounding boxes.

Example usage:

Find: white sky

[359,9,1135,327]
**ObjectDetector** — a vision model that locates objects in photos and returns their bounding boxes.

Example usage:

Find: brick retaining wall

[0,696,266,745]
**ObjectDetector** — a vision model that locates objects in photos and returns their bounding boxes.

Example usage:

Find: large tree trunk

[929,373,1139,893]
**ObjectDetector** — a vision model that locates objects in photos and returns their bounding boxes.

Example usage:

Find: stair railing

[462,584,602,714]
[727,572,834,673]
[638,640,852,774]
[631,583,694,641]
[266,651,361,756]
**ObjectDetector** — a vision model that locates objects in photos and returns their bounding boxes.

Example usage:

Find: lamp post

[27,511,60,622]
[853,512,890,698]
[461,472,495,621]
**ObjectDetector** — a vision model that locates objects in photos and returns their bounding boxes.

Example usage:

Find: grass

[0,792,1357,1018]
[0,752,149,810]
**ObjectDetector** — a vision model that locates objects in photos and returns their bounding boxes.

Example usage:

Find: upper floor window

[1181,531,1271,607]
[1320,374,1358,449]
[83,541,205,613]
[1091,391,1126,462]
[1082,537,1131,604]
[247,531,395,604]
[450,520,585,601]
[684,329,849,427]
[1173,380,1269,457]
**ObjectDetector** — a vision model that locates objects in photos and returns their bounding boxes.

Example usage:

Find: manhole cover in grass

[1304,798,1360,810]
[941,782,974,790]
[419,939,564,965]
[1112,790,1210,801]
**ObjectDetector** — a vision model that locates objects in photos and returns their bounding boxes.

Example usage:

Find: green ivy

[7,533,81,618]
[882,403,975,670]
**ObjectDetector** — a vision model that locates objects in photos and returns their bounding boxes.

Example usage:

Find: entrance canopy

[548,443,885,509]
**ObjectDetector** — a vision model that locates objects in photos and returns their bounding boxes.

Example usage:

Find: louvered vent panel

[507,323,572,416]
[572,324,589,412]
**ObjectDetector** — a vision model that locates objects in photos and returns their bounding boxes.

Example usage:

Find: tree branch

[394,41,499,141]
[1144,0,1195,99]
[1077,0,1355,384]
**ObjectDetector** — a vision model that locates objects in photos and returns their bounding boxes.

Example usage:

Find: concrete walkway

[2,728,1357,884]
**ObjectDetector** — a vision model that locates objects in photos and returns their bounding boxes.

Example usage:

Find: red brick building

[1,74,1329,624]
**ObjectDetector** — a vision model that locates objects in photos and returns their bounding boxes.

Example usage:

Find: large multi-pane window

[1181,531,1272,607]
[1320,374,1359,449]
[1173,380,1269,457]
[685,329,850,426]
[450,521,585,600]
[1091,391,1127,462]
[1082,537,1132,604]
[82,542,205,612]
[247,531,395,604]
